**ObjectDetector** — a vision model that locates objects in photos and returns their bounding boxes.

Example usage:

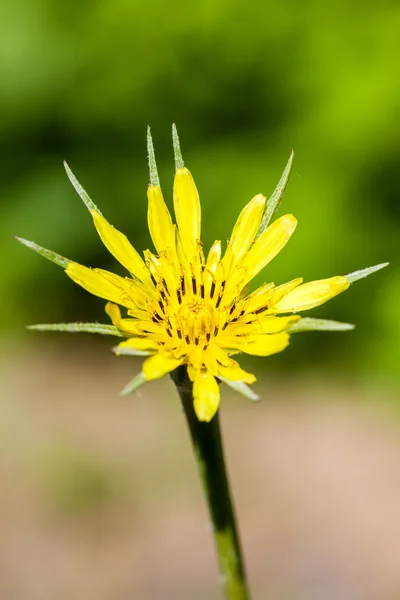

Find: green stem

[171,366,251,600]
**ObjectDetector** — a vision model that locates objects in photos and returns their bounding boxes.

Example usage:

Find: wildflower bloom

[17,127,388,421]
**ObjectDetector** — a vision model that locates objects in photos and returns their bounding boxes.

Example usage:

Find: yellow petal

[91,211,152,285]
[227,315,300,335]
[105,302,122,325]
[147,185,176,254]
[186,345,205,370]
[66,262,133,306]
[217,362,256,384]
[222,267,250,306]
[227,193,266,268]
[241,214,297,281]
[132,320,166,339]
[204,240,222,297]
[257,314,300,332]
[97,269,150,307]
[187,365,199,382]
[208,343,233,367]
[274,276,350,313]
[127,305,151,320]
[269,278,303,304]
[244,283,275,313]
[193,370,220,422]
[114,337,159,354]
[173,167,201,261]
[142,353,183,381]
[174,227,191,274]
[206,240,221,274]
[222,331,290,356]
[105,302,141,335]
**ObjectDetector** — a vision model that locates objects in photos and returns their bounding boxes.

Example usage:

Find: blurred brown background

[1,0,399,598]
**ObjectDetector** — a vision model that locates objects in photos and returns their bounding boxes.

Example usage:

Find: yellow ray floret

[19,127,388,422]
[193,370,220,423]
[147,185,176,255]
[274,276,350,312]
[174,167,201,264]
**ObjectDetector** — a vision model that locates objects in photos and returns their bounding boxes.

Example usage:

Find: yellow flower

[17,126,388,422]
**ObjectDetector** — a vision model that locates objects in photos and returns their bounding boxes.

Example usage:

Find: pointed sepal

[218,376,260,401]
[112,345,152,357]
[63,161,101,214]
[288,317,355,333]
[257,149,294,237]
[15,237,69,268]
[120,372,146,396]
[172,123,184,170]
[147,126,160,187]
[346,262,389,283]
[27,322,123,336]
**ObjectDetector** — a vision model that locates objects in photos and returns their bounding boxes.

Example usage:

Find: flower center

[177,299,216,346]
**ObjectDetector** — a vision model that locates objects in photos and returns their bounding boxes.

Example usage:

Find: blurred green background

[1,1,400,599]
[3,0,398,377]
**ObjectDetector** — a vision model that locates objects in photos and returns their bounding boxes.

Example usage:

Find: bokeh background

[1,1,399,598]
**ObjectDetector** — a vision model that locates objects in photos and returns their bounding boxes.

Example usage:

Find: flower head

[17,127,388,421]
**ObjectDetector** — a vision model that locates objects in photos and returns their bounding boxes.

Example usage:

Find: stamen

[210,281,216,299]
[181,277,186,296]
[200,283,205,299]
[150,273,157,287]
[192,277,197,295]
[215,281,225,308]
[166,328,173,338]
[177,288,182,304]
[175,296,216,347]
[214,326,219,336]
[222,322,228,330]
[162,278,170,295]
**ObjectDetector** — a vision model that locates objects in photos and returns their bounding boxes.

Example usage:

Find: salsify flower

[16,126,388,422]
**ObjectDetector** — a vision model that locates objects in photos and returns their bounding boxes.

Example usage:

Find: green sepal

[172,123,185,170]
[256,149,294,237]
[28,322,124,336]
[218,376,260,402]
[120,372,146,396]
[289,318,355,333]
[346,262,389,283]
[63,161,101,214]
[147,126,160,187]
[15,237,69,268]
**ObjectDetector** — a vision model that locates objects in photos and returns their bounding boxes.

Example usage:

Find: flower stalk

[171,366,250,600]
